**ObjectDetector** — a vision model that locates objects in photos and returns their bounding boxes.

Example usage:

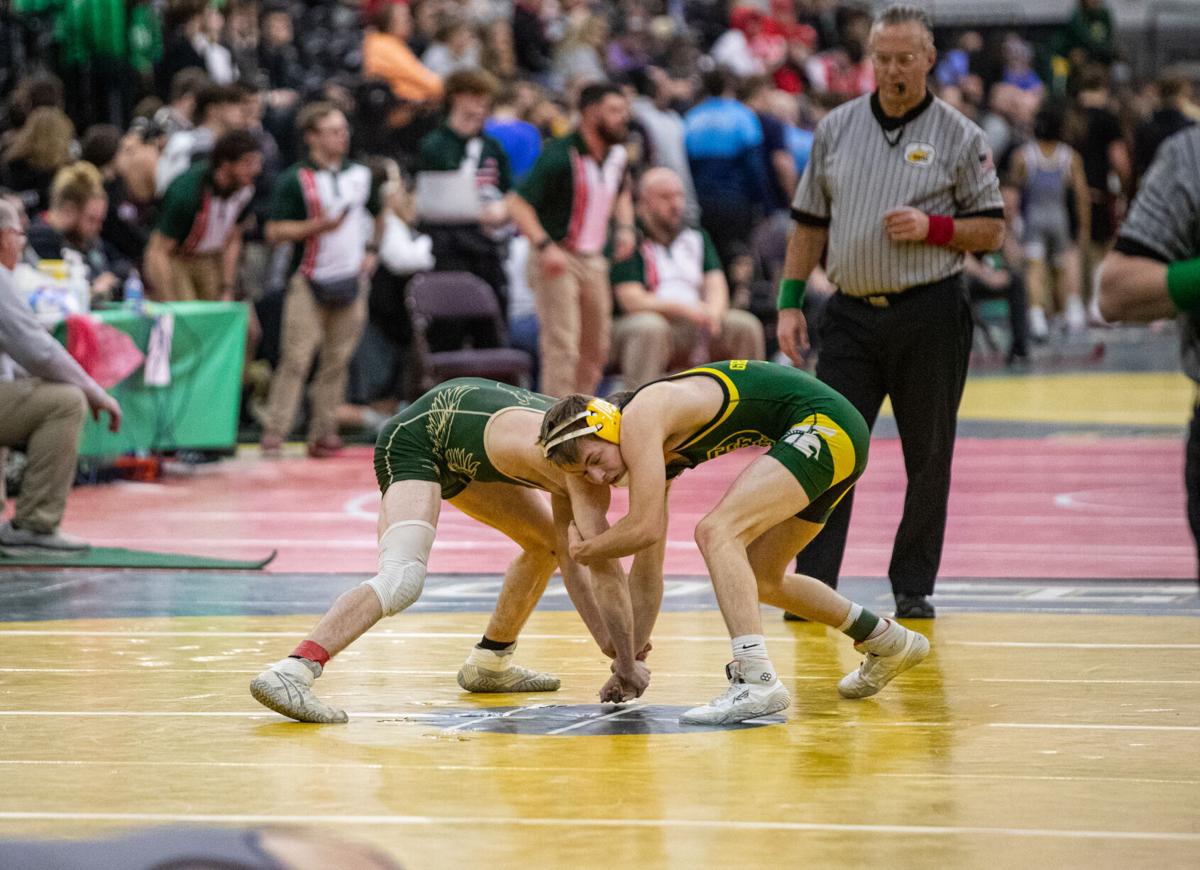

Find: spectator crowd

[0,0,1196,460]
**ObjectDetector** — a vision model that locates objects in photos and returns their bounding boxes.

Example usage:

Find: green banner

[56,302,247,456]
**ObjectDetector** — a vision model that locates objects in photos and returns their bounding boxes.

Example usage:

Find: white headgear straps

[540,410,600,457]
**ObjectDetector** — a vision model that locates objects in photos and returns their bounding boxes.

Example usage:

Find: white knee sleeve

[363,520,436,617]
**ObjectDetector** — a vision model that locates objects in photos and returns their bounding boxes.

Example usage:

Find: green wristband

[1167,257,1200,313]
[777,278,807,310]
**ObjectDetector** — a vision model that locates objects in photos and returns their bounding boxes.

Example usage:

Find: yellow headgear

[541,399,622,457]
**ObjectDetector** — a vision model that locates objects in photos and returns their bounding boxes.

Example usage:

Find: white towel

[143,311,174,387]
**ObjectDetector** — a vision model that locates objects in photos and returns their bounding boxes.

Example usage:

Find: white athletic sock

[731,634,776,683]
[466,646,512,669]
[731,634,768,661]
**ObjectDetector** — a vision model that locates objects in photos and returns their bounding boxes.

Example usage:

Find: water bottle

[63,249,90,313]
[124,270,145,312]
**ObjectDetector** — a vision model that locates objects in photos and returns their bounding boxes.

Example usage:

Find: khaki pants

[0,378,86,533]
[262,272,367,443]
[611,309,765,388]
[166,253,223,301]
[527,251,611,398]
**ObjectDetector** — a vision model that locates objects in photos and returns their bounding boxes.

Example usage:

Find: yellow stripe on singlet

[795,413,856,482]
[672,366,741,450]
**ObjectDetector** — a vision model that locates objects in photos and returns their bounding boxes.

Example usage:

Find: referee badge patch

[904,143,935,168]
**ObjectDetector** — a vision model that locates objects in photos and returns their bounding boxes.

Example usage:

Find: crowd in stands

[0,0,1196,457]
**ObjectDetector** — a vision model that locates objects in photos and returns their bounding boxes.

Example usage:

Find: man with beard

[610,167,764,388]
[507,82,636,397]
[144,130,262,302]
[156,84,246,195]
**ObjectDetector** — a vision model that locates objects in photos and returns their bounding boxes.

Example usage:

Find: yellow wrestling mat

[2,610,1197,869]
[958,372,1193,426]
[876,371,1193,427]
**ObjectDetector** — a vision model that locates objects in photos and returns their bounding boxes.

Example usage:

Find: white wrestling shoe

[838,620,930,699]
[679,660,791,725]
[250,657,349,723]
[456,645,560,693]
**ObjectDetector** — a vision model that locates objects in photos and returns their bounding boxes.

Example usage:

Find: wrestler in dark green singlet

[374,379,554,499]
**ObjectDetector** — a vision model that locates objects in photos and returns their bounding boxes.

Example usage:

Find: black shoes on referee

[893,593,935,619]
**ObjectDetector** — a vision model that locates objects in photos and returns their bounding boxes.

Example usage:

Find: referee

[1098,126,1200,579]
[776,4,1004,619]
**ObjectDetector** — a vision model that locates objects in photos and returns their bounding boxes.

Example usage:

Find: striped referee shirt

[1113,126,1200,383]
[791,91,1003,296]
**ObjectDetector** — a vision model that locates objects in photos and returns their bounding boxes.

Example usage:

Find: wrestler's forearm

[577,514,660,561]
[590,559,638,668]
[558,558,612,653]
[629,540,665,654]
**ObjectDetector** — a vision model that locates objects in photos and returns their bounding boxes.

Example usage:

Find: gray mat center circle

[382,704,785,735]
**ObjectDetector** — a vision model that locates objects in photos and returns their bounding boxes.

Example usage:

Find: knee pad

[362,520,436,617]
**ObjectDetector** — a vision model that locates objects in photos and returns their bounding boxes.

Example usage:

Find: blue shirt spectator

[485,116,542,183]
[1002,68,1043,93]
[935,49,970,89]
[684,96,769,208]
[683,68,772,266]
[786,125,814,177]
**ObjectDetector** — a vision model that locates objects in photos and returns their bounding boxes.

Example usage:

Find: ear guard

[541,399,622,457]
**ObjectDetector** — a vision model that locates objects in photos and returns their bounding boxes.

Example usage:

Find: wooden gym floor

[0,366,1197,869]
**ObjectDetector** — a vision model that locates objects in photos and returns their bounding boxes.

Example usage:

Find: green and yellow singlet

[632,360,871,522]
[373,379,554,500]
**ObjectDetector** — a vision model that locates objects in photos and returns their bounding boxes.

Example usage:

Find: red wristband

[291,639,331,667]
[926,215,955,246]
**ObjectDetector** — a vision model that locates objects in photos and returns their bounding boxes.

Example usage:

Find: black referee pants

[795,275,973,597]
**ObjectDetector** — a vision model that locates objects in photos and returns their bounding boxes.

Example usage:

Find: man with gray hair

[0,196,122,552]
[775,4,1005,618]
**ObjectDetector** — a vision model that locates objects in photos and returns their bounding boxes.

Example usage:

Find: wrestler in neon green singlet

[631,360,870,522]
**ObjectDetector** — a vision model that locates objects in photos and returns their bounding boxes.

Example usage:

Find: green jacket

[415,124,512,193]
[515,132,629,247]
